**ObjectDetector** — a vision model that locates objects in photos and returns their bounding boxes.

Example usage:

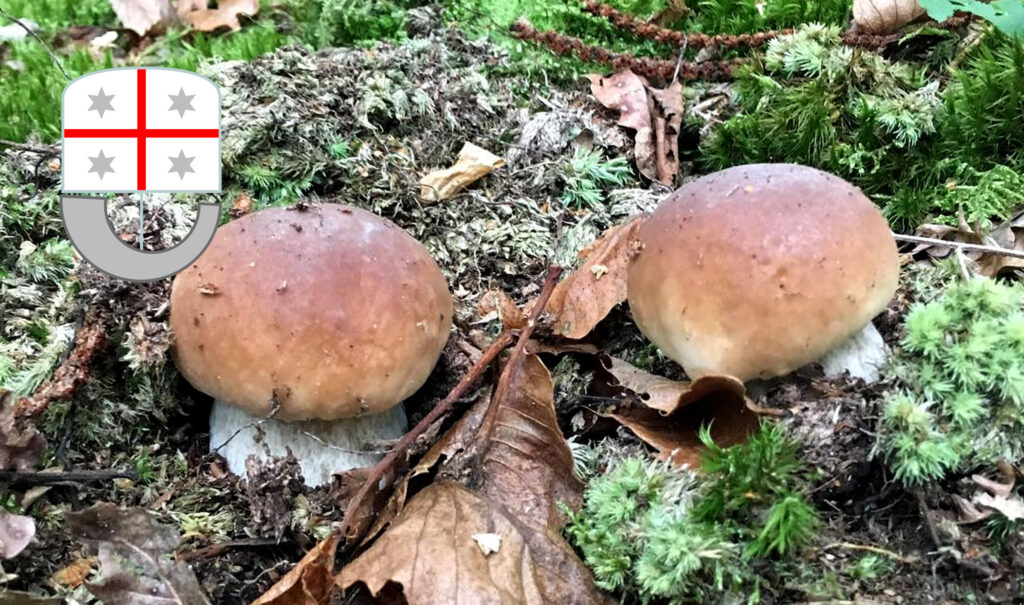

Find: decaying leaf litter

[2,1,1024,604]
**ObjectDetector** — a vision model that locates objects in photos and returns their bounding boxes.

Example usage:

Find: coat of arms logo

[60,67,223,281]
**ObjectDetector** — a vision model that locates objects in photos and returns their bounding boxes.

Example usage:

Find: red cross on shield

[62,67,221,193]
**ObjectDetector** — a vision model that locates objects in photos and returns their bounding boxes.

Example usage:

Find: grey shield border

[60,195,222,282]
[61,66,223,194]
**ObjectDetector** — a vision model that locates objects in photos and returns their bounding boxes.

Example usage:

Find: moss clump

[877,278,1024,485]
[565,422,818,603]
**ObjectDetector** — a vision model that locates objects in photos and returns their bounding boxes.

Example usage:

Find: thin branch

[0,468,137,486]
[0,6,70,81]
[822,541,920,564]
[0,139,59,154]
[337,330,515,541]
[893,233,1024,261]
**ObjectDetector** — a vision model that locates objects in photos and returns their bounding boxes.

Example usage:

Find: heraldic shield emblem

[59,67,224,282]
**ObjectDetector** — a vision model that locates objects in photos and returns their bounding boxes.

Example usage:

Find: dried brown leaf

[477,290,526,330]
[337,354,611,604]
[595,358,757,467]
[67,503,210,605]
[175,0,206,19]
[541,217,644,339]
[52,557,98,588]
[251,532,339,605]
[418,142,505,203]
[109,0,178,36]
[185,0,258,32]
[586,71,682,185]
[0,510,35,559]
[852,0,925,34]
[599,355,745,415]
[974,492,1024,521]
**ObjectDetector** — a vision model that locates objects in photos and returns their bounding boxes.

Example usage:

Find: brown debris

[540,217,644,338]
[599,355,745,416]
[586,72,681,184]
[185,0,258,32]
[911,210,1024,278]
[511,21,747,82]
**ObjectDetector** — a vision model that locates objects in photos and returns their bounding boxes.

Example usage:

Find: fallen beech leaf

[852,0,926,34]
[594,358,757,467]
[231,191,253,218]
[972,472,1014,498]
[109,0,178,36]
[541,216,645,339]
[600,355,746,415]
[0,390,46,471]
[418,142,505,203]
[337,355,611,604]
[67,503,210,605]
[587,71,682,185]
[646,80,683,186]
[0,510,35,559]
[477,290,526,330]
[185,0,258,32]
[974,492,1024,521]
[252,532,339,605]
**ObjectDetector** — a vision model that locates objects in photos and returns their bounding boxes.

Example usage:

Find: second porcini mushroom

[169,204,453,486]
[627,163,899,382]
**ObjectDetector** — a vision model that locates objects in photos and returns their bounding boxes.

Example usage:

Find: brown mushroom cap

[627,163,898,382]
[170,204,453,421]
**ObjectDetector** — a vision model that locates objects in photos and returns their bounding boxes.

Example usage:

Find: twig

[179,538,281,562]
[893,233,1024,261]
[915,491,943,549]
[0,468,137,486]
[337,330,515,541]
[208,397,281,456]
[822,541,920,564]
[0,7,70,81]
[0,139,58,154]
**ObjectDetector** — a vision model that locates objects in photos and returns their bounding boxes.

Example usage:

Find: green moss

[877,278,1024,485]
[565,422,819,603]
[562,147,633,208]
[0,0,116,29]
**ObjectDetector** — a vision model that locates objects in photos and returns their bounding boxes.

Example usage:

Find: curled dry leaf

[586,71,682,185]
[109,0,177,36]
[251,532,339,605]
[337,354,611,604]
[852,0,926,34]
[540,216,645,339]
[67,503,210,605]
[0,509,35,559]
[596,356,758,467]
[418,142,505,203]
[185,0,258,32]
[974,492,1024,521]
[599,355,745,415]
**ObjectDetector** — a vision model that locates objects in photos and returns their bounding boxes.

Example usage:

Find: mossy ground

[1,1,1023,603]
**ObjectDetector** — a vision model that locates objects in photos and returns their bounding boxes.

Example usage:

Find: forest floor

[1,1,1023,604]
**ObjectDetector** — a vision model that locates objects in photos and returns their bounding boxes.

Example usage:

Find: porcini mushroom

[627,163,898,382]
[169,204,453,486]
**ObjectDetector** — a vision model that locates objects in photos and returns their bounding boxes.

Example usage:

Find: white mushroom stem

[819,322,888,383]
[209,400,408,487]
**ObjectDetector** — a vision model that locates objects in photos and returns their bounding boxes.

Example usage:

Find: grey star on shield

[87,88,115,118]
[88,150,115,180]
[168,149,196,181]
[168,87,195,118]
